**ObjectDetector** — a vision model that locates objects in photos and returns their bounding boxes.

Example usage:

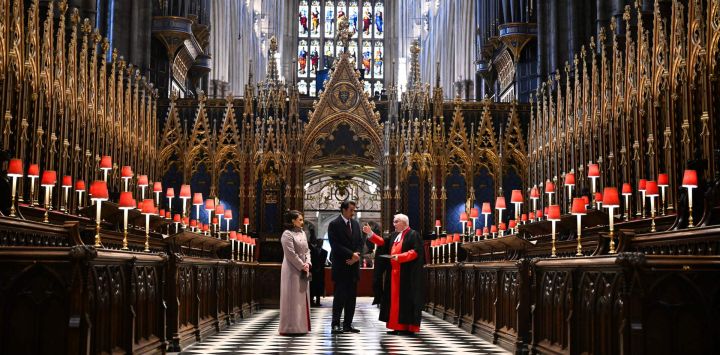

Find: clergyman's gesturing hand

[362,224,372,235]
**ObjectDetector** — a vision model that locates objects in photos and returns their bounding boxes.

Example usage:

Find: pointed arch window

[297,0,386,97]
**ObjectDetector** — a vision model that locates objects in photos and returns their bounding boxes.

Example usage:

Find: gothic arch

[301,51,383,185]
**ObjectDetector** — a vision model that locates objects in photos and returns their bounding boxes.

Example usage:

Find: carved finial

[623,5,631,22]
[58,0,68,13]
[81,18,91,33]
[70,8,80,25]
[336,13,352,48]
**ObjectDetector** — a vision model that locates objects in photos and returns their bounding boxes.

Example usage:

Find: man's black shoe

[331,325,344,334]
[343,326,361,333]
[386,330,399,335]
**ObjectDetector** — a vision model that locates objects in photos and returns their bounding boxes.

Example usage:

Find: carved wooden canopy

[302,51,383,184]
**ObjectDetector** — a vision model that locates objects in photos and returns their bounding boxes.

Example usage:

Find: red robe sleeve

[393,249,417,263]
[368,233,384,246]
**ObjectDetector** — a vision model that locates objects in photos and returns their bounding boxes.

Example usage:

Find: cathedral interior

[0,0,719,354]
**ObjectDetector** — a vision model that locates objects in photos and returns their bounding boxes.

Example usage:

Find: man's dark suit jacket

[328,215,364,281]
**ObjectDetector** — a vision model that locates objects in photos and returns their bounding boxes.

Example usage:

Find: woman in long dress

[279,210,312,335]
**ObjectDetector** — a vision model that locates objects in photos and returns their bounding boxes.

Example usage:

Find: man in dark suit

[327,201,364,334]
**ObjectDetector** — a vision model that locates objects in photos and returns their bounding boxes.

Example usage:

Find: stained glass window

[297,0,386,97]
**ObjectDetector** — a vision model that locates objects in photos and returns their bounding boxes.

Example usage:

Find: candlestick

[607,206,616,253]
[123,210,129,250]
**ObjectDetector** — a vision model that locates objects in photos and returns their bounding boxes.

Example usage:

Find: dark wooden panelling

[0,217,260,354]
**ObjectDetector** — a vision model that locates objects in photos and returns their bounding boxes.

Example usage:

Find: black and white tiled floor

[179,297,510,354]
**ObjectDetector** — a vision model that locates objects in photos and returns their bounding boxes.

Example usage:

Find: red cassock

[369,228,420,332]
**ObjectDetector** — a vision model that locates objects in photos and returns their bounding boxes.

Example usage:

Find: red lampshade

[475,229,481,236]
[173,214,181,223]
[645,181,659,196]
[141,199,156,214]
[469,207,479,219]
[121,166,133,178]
[622,183,633,195]
[229,231,237,240]
[571,198,587,215]
[544,207,549,216]
[224,210,233,219]
[595,191,603,203]
[495,196,506,209]
[638,179,647,191]
[41,171,57,186]
[564,172,576,186]
[547,205,561,221]
[483,227,489,235]
[190,219,198,227]
[27,164,40,177]
[166,187,175,198]
[452,233,461,243]
[431,240,436,247]
[202,224,209,232]
[490,225,498,233]
[499,222,507,231]
[511,189,524,203]
[582,195,590,206]
[7,159,23,177]
[602,187,620,207]
[205,199,215,211]
[521,213,528,222]
[530,186,540,199]
[658,173,669,187]
[215,204,225,215]
[435,219,441,227]
[153,181,162,193]
[75,180,86,191]
[182,216,189,225]
[509,220,517,229]
[682,169,698,188]
[243,217,250,225]
[587,164,600,178]
[180,184,191,198]
[62,176,72,187]
[159,209,166,218]
[192,193,203,205]
[459,211,468,222]
[466,220,472,228]
[89,180,109,200]
[481,202,492,214]
[99,155,112,170]
[536,209,543,218]
[529,212,535,220]
[165,211,171,219]
[137,175,148,187]
[118,192,136,209]
[545,180,556,193]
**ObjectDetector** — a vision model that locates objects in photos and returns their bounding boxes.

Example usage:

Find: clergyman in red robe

[363,213,425,334]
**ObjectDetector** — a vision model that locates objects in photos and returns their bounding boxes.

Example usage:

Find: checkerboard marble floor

[179,297,510,354]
